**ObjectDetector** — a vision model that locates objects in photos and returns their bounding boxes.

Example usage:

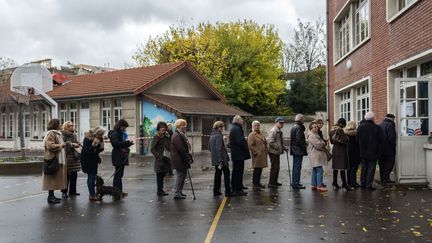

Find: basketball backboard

[10,63,53,95]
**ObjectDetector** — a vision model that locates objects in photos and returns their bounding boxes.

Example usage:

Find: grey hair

[92,126,106,136]
[295,114,304,122]
[232,115,243,124]
[364,111,375,121]
[252,120,260,127]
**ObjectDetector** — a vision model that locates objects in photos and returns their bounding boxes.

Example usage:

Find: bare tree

[283,19,326,73]
[0,57,17,70]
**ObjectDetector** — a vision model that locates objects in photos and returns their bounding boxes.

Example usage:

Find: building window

[420,60,432,76]
[340,91,351,121]
[356,84,370,122]
[334,0,370,61]
[24,113,30,138]
[8,113,14,138]
[407,66,417,78]
[70,103,77,128]
[81,101,89,109]
[185,116,192,132]
[192,116,200,132]
[41,112,47,135]
[1,113,5,138]
[113,98,122,124]
[33,111,38,139]
[60,103,67,125]
[387,0,418,21]
[400,80,429,136]
[102,100,111,131]
[355,0,369,45]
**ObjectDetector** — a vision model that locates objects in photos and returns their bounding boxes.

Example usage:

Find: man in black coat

[229,115,250,196]
[110,119,133,197]
[357,112,384,191]
[290,114,307,189]
[379,114,397,184]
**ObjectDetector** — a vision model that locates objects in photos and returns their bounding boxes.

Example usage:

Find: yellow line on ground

[204,196,228,243]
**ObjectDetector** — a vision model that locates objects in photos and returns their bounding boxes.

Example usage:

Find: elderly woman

[43,119,67,204]
[307,122,328,192]
[171,119,193,200]
[329,118,351,191]
[80,126,105,201]
[247,120,268,190]
[60,121,81,198]
[151,121,171,196]
[209,121,231,197]
[345,121,361,188]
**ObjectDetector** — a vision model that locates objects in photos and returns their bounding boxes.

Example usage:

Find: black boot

[47,195,60,204]
[332,170,341,189]
[341,171,352,191]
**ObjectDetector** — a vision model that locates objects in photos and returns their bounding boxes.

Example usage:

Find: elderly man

[357,112,384,191]
[229,115,251,196]
[290,114,307,189]
[379,114,396,184]
[267,117,288,188]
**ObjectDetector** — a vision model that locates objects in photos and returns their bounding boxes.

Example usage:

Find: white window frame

[8,113,14,139]
[70,103,78,129]
[24,112,30,138]
[113,98,122,124]
[60,103,67,126]
[386,0,418,23]
[1,113,6,138]
[356,84,370,123]
[32,111,38,139]
[41,111,47,135]
[354,0,369,45]
[102,100,111,131]
[340,91,352,121]
[333,0,371,65]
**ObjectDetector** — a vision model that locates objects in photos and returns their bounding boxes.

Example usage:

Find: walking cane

[187,169,196,200]
[285,151,292,191]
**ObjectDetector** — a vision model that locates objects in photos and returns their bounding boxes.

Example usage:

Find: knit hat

[385,113,395,119]
[337,118,347,127]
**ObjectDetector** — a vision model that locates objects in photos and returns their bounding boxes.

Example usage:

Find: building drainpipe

[326,0,330,133]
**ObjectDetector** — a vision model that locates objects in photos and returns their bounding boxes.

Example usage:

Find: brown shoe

[121,192,128,197]
[89,195,102,201]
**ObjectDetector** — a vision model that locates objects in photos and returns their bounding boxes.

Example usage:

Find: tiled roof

[143,94,251,117]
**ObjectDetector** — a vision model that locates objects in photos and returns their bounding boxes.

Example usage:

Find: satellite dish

[10,63,53,95]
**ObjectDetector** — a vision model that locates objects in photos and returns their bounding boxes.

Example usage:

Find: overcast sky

[0,0,325,69]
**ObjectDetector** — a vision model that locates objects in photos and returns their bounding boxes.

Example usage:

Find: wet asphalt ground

[0,151,431,243]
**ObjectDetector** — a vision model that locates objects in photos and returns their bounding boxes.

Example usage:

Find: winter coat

[344,128,361,168]
[209,129,230,167]
[110,129,132,167]
[80,131,104,175]
[42,130,67,191]
[267,126,285,155]
[290,121,307,156]
[329,125,349,170]
[380,118,397,156]
[229,123,251,161]
[171,130,193,171]
[357,120,384,161]
[151,132,171,173]
[61,130,81,173]
[307,132,328,168]
[248,131,268,168]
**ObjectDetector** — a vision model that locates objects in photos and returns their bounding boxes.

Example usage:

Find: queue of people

[42,112,396,204]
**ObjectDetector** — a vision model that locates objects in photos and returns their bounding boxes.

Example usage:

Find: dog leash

[104,158,128,184]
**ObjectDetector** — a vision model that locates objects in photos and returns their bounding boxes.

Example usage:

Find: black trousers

[379,155,395,182]
[156,172,166,192]
[252,168,263,186]
[231,160,245,191]
[269,153,280,184]
[214,165,231,194]
[347,160,360,186]
[113,165,125,192]
[61,171,78,194]
[361,160,377,188]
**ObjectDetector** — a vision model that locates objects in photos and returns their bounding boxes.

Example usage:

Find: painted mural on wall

[141,100,177,137]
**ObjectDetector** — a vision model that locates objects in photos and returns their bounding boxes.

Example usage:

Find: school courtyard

[0,151,431,243]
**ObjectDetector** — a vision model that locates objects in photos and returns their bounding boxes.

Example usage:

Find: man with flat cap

[379,114,396,184]
[267,117,288,188]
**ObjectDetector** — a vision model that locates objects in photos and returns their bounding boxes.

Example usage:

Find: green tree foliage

[285,65,326,114]
[133,20,285,115]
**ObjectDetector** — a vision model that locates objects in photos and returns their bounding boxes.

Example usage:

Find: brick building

[327,0,432,184]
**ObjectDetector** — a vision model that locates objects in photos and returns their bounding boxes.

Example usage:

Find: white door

[396,78,431,184]
[79,108,90,142]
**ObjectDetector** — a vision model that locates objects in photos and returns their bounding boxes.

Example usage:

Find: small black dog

[95,176,122,201]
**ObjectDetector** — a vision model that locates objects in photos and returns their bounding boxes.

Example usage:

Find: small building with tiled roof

[0,61,251,153]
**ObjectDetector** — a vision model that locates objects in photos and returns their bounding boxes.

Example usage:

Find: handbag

[325,149,332,161]
[44,157,59,175]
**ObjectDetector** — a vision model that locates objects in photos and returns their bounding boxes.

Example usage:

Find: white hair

[252,120,260,127]
[295,114,304,122]
[364,111,375,121]
[232,115,243,124]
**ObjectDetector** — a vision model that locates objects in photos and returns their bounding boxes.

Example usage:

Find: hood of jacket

[344,128,357,136]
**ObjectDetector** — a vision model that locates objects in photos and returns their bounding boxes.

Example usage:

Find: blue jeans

[87,174,96,196]
[292,155,303,186]
[311,166,323,187]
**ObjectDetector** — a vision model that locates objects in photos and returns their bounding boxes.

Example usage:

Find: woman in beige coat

[307,122,328,192]
[247,120,268,190]
[43,119,67,204]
